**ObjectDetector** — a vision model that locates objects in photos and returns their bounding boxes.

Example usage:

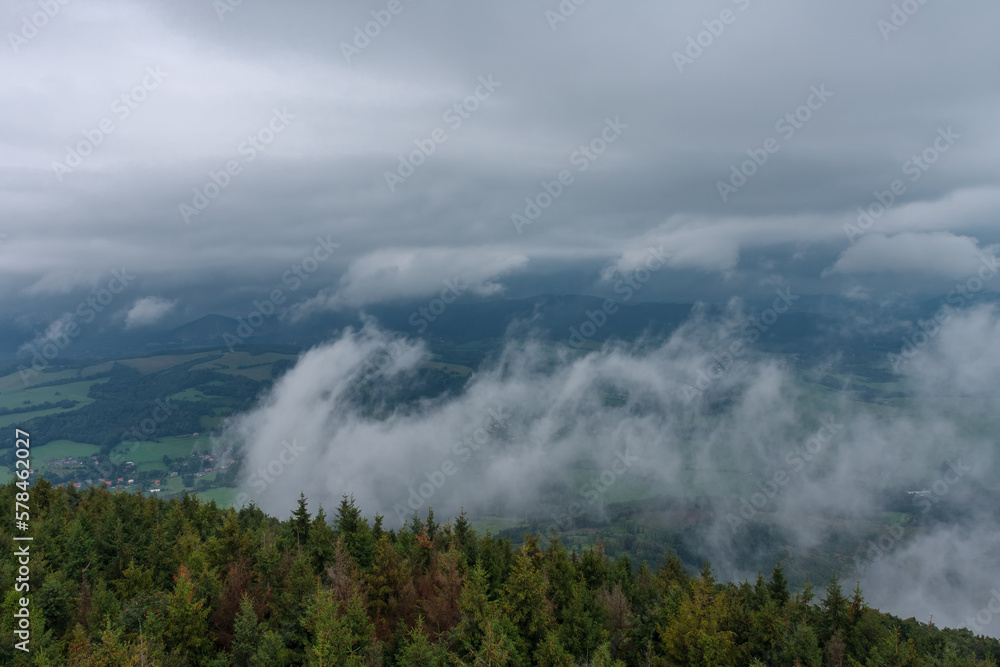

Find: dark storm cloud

[1,0,998,318]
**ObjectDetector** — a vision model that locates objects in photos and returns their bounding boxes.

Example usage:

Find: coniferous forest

[2,481,998,666]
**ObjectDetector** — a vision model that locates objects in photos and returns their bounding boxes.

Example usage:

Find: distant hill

[170,314,241,343]
[0,291,949,364]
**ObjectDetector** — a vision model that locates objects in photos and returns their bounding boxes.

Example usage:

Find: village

[39,447,237,497]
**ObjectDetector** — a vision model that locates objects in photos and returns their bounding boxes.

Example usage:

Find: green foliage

[303,588,367,666]
[2,481,998,666]
[396,619,451,666]
[769,560,790,607]
[163,564,211,662]
[231,594,259,666]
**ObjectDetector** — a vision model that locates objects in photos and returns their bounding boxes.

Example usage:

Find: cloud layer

[221,304,1000,637]
[2,0,1000,322]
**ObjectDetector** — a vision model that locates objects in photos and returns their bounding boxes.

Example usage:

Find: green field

[31,440,101,475]
[0,367,82,392]
[118,352,220,374]
[189,351,297,381]
[0,368,109,428]
[110,435,212,465]
[0,377,106,410]
[192,486,237,506]
[168,387,210,401]
[470,516,528,535]
[0,406,75,428]
[423,361,473,377]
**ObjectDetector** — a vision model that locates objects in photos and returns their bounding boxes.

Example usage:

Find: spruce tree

[769,560,790,607]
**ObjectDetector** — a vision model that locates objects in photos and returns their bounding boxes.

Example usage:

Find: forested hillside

[1,481,997,666]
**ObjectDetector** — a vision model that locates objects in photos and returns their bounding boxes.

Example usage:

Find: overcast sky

[2,0,999,329]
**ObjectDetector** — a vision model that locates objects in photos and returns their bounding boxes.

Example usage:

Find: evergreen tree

[820,572,848,645]
[782,622,822,667]
[453,507,478,563]
[559,580,609,660]
[659,574,737,667]
[769,560,791,607]
[163,564,211,662]
[533,630,575,667]
[307,506,337,574]
[502,546,552,655]
[252,630,292,667]
[368,534,412,635]
[303,587,371,667]
[454,564,493,657]
[291,492,311,546]
[231,594,259,666]
[472,614,518,667]
[395,617,452,666]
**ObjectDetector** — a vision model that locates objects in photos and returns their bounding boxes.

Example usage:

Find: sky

[5,0,1000,636]
[2,0,999,332]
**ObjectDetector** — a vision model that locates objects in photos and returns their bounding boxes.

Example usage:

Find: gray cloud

[222,305,1000,637]
[124,296,176,328]
[1,0,999,317]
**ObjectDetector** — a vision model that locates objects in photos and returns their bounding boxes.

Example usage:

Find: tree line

[1,481,997,666]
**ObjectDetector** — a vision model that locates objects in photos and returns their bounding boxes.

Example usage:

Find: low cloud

[220,305,1000,638]
[124,296,176,328]
[829,232,1000,278]
[292,247,529,312]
